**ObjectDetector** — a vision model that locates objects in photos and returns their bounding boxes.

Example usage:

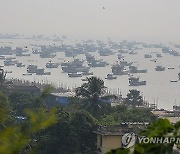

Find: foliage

[98,114,119,125]
[98,105,157,125]
[75,76,111,118]
[134,119,174,154]
[0,92,13,129]
[107,148,130,154]
[70,111,97,153]
[37,109,96,154]
[0,78,163,154]
[9,91,35,116]
[0,87,58,154]
[35,85,53,107]
[76,76,106,100]
[25,107,57,133]
[125,90,143,107]
[64,97,82,113]
[0,126,29,154]
[0,69,6,87]
[0,107,57,154]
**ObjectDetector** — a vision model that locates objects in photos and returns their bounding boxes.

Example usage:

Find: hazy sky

[0,0,180,41]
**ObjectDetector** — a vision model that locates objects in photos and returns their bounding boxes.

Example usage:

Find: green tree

[70,111,97,153]
[99,107,157,125]
[0,87,57,154]
[75,76,111,117]
[0,92,13,129]
[37,108,71,154]
[9,91,35,116]
[134,119,174,154]
[0,68,6,88]
[125,90,143,107]
[0,106,57,154]
[37,109,96,154]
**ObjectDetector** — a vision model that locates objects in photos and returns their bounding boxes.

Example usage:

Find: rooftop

[94,125,133,136]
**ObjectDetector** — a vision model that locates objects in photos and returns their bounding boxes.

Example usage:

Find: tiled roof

[94,125,133,136]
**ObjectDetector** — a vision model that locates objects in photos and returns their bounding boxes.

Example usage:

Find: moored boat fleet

[0,37,180,87]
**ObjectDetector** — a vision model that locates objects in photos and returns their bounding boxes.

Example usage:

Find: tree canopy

[125,90,143,107]
[75,76,111,118]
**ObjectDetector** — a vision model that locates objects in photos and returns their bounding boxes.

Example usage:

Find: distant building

[173,105,180,112]
[45,92,75,107]
[152,109,180,124]
[94,124,134,154]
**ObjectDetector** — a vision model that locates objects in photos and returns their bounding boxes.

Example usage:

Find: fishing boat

[62,59,89,73]
[4,60,17,66]
[40,53,56,58]
[150,59,157,62]
[85,53,96,63]
[36,69,51,75]
[170,80,178,82]
[129,66,147,73]
[0,56,5,60]
[144,54,152,58]
[46,61,59,68]
[16,63,25,67]
[156,53,162,58]
[81,78,88,81]
[118,49,128,54]
[111,64,128,75]
[129,51,137,55]
[89,61,108,67]
[105,74,117,80]
[23,73,32,76]
[129,76,146,86]
[16,53,30,57]
[155,65,165,71]
[168,67,175,70]
[82,71,94,75]
[5,71,12,73]
[65,51,77,57]
[120,60,133,66]
[99,48,113,56]
[27,65,38,73]
[68,73,82,77]
[117,54,124,60]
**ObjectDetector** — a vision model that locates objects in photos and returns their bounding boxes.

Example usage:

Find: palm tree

[75,77,111,117]
[125,89,143,108]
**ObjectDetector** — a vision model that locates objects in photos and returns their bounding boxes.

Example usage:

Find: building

[152,109,180,124]
[45,92,75,107]
[94,124,134,154]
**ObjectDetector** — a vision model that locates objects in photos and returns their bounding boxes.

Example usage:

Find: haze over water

[1,0,180,42]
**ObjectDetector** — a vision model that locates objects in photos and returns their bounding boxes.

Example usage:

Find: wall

[97,135,122,154]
